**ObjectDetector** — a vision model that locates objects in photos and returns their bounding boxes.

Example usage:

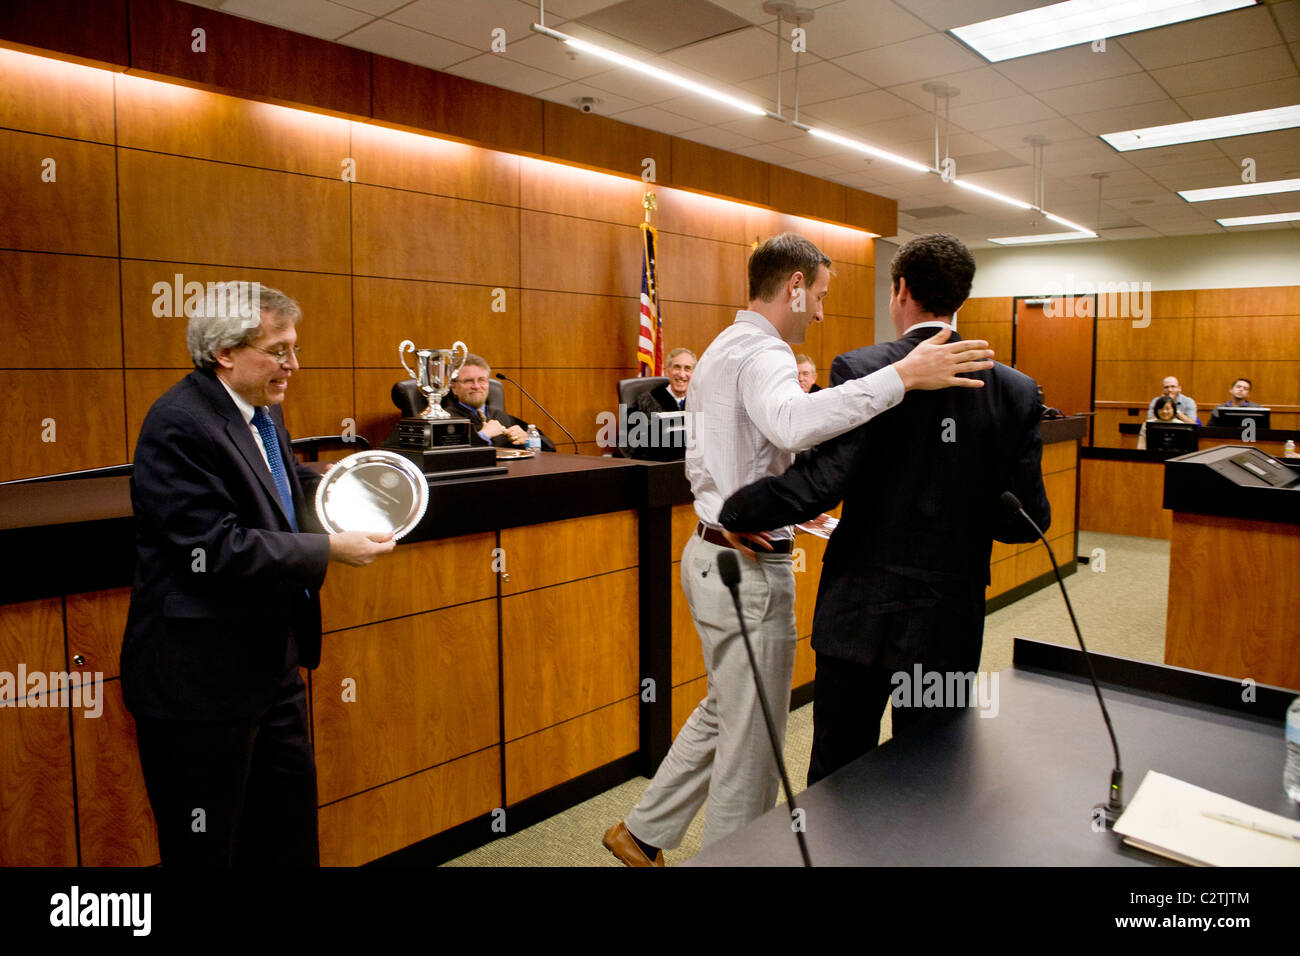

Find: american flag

[637,222,663,376]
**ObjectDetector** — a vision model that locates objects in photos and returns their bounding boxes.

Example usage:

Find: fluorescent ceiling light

[1044,212,1094,234]
[951,0,1254,63]
[803,126,932,173]
[531,24,768,117]
[1102,105,1300,151]
[988,231,1096,245]
[1216,211,1300,226]
[953,178,1032,210]
[1179,178,1300,201]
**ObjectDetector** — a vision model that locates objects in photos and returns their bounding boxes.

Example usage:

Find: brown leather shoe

[603,822,664,867]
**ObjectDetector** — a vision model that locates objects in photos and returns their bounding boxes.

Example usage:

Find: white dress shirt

[217,374,274,475]
[686,310,904,537]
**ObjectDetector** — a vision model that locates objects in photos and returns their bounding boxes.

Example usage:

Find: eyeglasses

[244,344,303,364]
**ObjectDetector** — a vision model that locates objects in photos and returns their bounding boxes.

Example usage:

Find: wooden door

[1013,296,1094,419]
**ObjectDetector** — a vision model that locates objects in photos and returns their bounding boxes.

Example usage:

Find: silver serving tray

[315,450,429,540]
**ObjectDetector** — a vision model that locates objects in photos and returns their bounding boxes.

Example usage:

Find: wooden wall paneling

[820,315,875,364]
[278,368,355,446]
[2,370,127,481]
[658,302,738,362]
[769,166,846,225]
[505,697,638,805]
[1094,361,1194,404]
[320,533,497,632]
[843,187,898,238]
[0,597,77,865]
[1166,513,1300,689]
[118,152,350,272]
[819,224,874,268]
[1079,458,1171,539]
[670,138,768,207]
[0,0,129,68]
[355,278,520,370]
[127,0,371,116]
[2,252,121,369]
[794,533,828,640]
[1043,468,1077,537]
[371,56,545,155]
[318,747,500,867]
[803,322,824,377]
[742,204,783,244]
[960,322,1012,363]
[1194,286,1300,317]
[1091,407,1141,448]
[0,47,116,141]
[1192,314,1300,361]
[72,680,159,866]
[793,635,815,689]
[520,156,643,224]
[115,74,351,177]
[313,600,499,803]
[1040,440,1077,475]
[1190,361,1300,409]
[515,368,633,449]
[986,554,1018,599]
[501,569,639,739]
[1014,300,1093,417]
[124,369,187,460]
[827,262,874,319]
[499,511,637,596]
[65,587,131,680]
[353,185,520,285]
[671,503,699,556]
[671,568,705,687]
[518,211,642,297]
[520,291,636,370]
[120,262,353,370]
[540,103,674,186]
[352,367,408,450]
[1150,290,1196,317]
[1095,317,1195,361]
[958,297,1013,325]
[672,676,706,740]
[657,186,755,244]
[354,121,520,206]
[0,131,118,256]
[1013,532,1075,583]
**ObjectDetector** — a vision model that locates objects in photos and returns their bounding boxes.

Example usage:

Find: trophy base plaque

[381,419,505,479]
[394,416,472,449]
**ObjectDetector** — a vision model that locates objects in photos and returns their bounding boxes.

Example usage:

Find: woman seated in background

[1137,395,1178,449]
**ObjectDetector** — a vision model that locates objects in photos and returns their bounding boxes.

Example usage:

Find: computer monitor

[1211,406,1271,430]
[1146,422,1198,456]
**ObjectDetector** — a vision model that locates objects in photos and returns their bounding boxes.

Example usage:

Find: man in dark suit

[720,234,1049,784]
[628,347,694,461]
[122,282,394,865]
[440,353,555,452]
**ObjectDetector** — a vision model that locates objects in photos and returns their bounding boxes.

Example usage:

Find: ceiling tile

[1215,129,1300,160]
[732,142,810,164]
[715,113,805,142]
[387,0,541,50]
[1114,5,1282,71]
[339,18,480,69]
[498,32,616,80]
[948,94,1058,131]
[896,0,1045,33]
[1178,77,1300,119]
[664,26,807,83]
[653,92,756,125]
[442,53,570,94]
[801,89,923,128]
[800,0,933,58]
[676,124,760,150]
[833,33,985,87]
[1098,225,1162,240]
[1274,0,1300,42]
[736,61,876,108]
[611,103,709,133]
[532,80,643,114]
[335,0,419,14]
[219,0,374,40]
[991,43,1144,93]
[1150,45,1296,99]
[889,66,1025,111]
[978,116,1091,151]
[1036,73,1172,115]
[1069,100,1190,136]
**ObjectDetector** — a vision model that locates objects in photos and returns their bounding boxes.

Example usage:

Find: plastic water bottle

[526,424,541,453]
[1286,697,1300,802]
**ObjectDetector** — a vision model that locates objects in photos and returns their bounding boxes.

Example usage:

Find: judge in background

[628,347,695,461]
[441,353,555,451]
[720,233,1049,784]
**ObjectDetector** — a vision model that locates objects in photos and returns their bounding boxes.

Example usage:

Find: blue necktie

[251,407,298,532]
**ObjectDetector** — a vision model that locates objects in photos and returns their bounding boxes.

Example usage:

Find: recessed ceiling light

[1216,211,1300,226]
[1179,178,1300,201]
[951,0,1255,63]
[988,231,1096,245]
[1101,105,1300,151]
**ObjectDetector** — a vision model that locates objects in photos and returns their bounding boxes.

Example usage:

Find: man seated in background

[796,354,821,392]
[1148,376,1198,424]
[1209,377,1261,424]
[441,353,555,451]
[628,347,694,461]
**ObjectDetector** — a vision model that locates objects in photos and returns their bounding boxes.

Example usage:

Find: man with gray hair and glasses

[122,281,394,866]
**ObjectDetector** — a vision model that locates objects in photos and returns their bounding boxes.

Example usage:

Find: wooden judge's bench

[0,426,1082,866]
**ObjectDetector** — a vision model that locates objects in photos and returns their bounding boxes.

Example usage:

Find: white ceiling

[181,0,1300,247]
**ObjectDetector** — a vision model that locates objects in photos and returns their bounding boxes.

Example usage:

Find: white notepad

[1114,770,1300,867]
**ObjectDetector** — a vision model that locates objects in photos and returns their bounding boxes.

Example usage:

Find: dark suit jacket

[121,368,331,721]
[719,326,1050,671]
[440,394,556,452]
[627,384,687,461]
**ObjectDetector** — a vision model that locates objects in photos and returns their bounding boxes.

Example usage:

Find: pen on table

[1200,810,1300,842]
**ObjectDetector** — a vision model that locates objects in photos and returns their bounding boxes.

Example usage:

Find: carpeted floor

[443,530,1169,867]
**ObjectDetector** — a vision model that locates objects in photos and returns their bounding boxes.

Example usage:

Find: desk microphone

[493,373,580,454]
[716,549,813,866]
[1000,490,1125,828]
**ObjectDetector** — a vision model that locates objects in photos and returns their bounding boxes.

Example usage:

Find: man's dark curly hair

[748,232,832,302]
[889,233,975,317]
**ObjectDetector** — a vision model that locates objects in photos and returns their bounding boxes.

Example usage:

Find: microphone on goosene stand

[1000,491,1125,828]
[716,549,813,866]
[493,373,580,454]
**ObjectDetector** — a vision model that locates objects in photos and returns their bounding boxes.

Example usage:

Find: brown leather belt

[695,522,793,554]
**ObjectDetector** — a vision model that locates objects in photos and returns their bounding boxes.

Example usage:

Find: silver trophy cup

[399,339,468,420]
